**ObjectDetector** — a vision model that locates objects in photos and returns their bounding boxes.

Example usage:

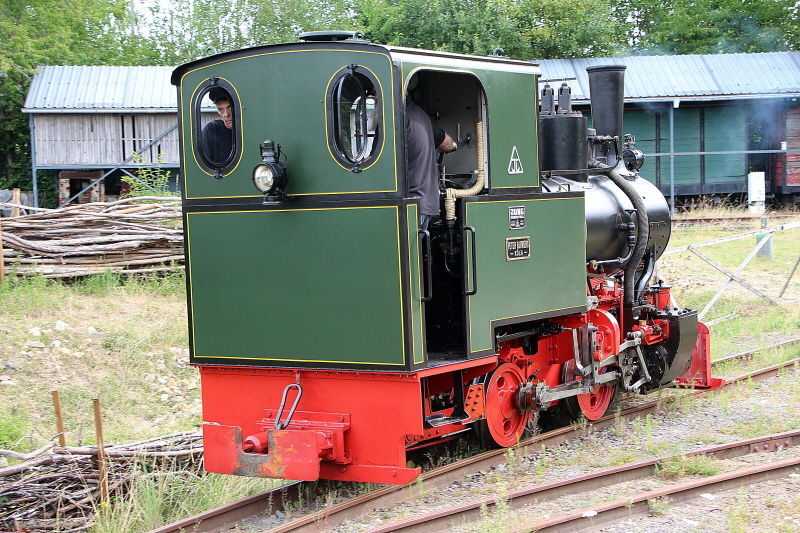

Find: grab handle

[464,226,477,296]
[418,229,433,302]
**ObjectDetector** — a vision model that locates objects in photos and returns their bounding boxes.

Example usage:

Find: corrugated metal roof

[22,52,800,113]
[23,66,178,113]
[538,52,800,103]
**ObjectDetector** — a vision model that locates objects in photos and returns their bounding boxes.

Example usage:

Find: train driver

[201,89,234,167]
[405,77,457,231]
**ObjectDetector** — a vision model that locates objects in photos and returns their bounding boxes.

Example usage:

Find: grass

[727,488,755,533]
[647,495,672,516]
[660,216,800,357]
[0,272,193,448]
[91,460,281,533]
[656,453,721,478]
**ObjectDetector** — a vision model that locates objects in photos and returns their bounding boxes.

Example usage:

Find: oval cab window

[327,66,381,172]
[192,79,242,177]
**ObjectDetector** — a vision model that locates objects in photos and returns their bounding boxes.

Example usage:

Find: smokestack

[586,65,626,167]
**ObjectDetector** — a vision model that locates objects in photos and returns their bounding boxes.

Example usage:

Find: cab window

[192,79,241,176]
[327,66,381,172]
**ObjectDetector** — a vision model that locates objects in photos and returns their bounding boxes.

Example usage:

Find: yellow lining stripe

[186,205,408,366]
[464,196,587,353]
[185,77,244,184]
[179,49,398,200]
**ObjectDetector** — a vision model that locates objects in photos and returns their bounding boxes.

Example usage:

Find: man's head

[209,89,233,130]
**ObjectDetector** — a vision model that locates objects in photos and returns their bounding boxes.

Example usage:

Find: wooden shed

[22,66,186,207]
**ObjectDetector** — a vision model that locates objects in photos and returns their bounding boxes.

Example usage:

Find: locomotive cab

[404,69,485,357]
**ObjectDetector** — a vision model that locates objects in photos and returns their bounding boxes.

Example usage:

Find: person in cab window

[201,89,234,167]
[405,86,456,231]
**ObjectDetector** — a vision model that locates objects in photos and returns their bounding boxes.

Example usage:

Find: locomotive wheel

[561,360,617,421]
[475,363,530,447]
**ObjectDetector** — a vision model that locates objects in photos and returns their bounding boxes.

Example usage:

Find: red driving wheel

[481,363,530,447]
[562,359,617,421]
[577,377,616,420]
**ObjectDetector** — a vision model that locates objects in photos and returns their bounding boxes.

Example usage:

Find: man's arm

[437,133,457,153]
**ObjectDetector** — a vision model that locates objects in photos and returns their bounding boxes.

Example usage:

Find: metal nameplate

[506,237,530,261]
[509,206,526,229]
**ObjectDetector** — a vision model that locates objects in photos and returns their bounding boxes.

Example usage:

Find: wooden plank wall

[787,108,800,188]
[33,113,219,167]
[33,114,180,166]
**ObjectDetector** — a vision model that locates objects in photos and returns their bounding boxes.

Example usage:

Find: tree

[511,0,623,59]
[359,0,530,59]
[0,0,154,200]
[612,0,799,55]
[146,0,360,64]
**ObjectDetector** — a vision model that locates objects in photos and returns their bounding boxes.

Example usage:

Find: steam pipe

[444,121,485,220]
[589,161,649,306]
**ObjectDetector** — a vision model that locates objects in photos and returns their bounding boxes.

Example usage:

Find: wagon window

[327,66,381,171]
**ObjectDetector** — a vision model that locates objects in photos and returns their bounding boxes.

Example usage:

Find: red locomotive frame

[200,277,720,484]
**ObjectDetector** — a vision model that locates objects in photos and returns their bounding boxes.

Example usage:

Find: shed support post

[29,114,39,208]
[669,103,675,215]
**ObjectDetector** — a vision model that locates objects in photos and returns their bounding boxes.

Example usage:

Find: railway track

[362,430,800,533]
[671,214,799,227]
[149,338,800,533]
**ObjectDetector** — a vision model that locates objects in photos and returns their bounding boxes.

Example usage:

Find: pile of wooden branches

[0,197,184,279]
[0,431,203,532]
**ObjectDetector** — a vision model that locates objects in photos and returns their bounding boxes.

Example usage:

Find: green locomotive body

[176,35,586,371]
[173,32,711,484]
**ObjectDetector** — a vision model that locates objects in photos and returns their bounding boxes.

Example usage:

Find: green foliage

[657,453,721,478]
[727,488,755,533]
[0,415,24,449]
[91,461,280,533]
[121,154,175,198]
[146,0,359,64]
[512,0,623,59]
[359,0,529,58]
[358,0,625,60]
[647,495,672,516]
[474,480,511,533]
[0,0,159,203]
[0,272,66,313]
[611,0,800,55]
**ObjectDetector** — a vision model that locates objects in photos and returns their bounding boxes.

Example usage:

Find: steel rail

[146,483,305,533]
[712,336,800,366]
[266,355,800,533]
[148,348,800,533]
[359,429,800,533]
[518,456,800,533]
[672,214,799,226]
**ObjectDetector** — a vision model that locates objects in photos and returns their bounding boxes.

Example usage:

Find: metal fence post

[756,216,773,260]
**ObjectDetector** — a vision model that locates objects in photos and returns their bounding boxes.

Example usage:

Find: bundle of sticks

[0,197,184,279]
[0,431,203,532]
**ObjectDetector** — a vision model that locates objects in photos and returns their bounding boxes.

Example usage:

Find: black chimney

[586,65,626,167]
